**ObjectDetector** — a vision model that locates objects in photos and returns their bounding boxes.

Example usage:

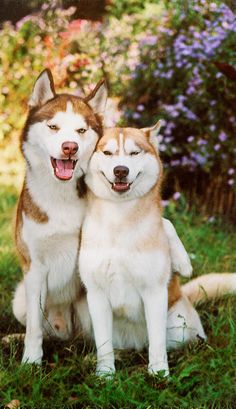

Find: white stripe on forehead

[49,102,87,129]
[119,133,124,155]
[124,138,141,153]
[103,138,118,153]
[66,101,74,113]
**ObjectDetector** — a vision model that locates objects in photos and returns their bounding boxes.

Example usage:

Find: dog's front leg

[22,263,47,364]
[162,218,192,278]
[87,289,115,376]
[142,286,169,376]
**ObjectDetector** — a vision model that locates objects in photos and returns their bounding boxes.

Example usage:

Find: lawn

[0,185,235,409]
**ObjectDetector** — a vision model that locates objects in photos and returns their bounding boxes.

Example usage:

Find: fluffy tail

[182,273,236,305]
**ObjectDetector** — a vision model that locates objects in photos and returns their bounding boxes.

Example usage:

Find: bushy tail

[182,273,236,305]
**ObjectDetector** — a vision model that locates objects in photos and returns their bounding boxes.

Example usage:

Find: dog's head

[86,122,163,201]
[22,69,107,181]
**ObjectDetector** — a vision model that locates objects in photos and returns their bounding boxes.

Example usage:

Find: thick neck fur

[87,183,162,226]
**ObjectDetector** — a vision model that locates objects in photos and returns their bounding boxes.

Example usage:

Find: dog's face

[86,123,163,201]
[22,69,107,181]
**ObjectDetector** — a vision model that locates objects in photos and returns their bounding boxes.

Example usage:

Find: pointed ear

[141,120,163,151]
[29,69,56,108]
[85,79,108,115]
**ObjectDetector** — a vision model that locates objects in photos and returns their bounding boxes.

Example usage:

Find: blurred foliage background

[0,0,235,218]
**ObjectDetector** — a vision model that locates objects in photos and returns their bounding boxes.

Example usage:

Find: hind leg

[12,279,73,340]
[167,295,206,350]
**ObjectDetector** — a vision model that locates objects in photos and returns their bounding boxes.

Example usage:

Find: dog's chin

[50,157,79,181]
[99,171,142,200]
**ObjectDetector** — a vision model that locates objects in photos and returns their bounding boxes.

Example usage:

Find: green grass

[0,186,236,408]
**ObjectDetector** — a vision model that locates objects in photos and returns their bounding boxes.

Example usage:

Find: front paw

[22,347,43,365]
[148,362,169,377]
[172,258,193,278]
[96,361,115,378]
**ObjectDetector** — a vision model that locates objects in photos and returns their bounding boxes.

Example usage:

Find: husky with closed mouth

[12,69,108,364]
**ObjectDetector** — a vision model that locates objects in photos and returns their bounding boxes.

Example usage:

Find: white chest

[79,202,170,321]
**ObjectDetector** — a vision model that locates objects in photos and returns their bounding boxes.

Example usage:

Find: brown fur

[168,274,182,308]
[96,127,181,308]
[15,183,48,273]
[21,94,103,150]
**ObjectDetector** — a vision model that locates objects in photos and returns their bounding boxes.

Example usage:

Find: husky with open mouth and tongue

[12,69,107,364]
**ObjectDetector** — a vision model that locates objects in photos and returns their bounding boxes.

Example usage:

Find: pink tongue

[55,159,74,180]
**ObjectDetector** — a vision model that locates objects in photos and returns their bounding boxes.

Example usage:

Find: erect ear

[141,120,163,151]
[85,79,108,115]
[29,69,56,108]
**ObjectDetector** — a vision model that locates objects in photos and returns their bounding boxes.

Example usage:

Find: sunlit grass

[0,185,235,408]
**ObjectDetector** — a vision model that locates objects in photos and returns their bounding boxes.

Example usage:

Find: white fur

[24,103,98,181]
[182,273,236,304]
[79,133,171,376]
[14,73,108,364]
[163,218,192,277]
[21,166,84,363]
[86,139,160,202]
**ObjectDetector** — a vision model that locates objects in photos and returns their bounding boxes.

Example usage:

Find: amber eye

[103,151,112,156]
[130,151,141,156]
[48,124,59,131]
[77,128,87,134]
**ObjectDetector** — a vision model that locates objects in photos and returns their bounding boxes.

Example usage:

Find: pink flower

[173,192,181,200]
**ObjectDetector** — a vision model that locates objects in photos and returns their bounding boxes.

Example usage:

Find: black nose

[113,166,129,178]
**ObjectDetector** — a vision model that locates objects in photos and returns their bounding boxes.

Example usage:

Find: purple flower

[140,35,157,46]
[191,152,206,165]
[161,200,170,207]
[171,159,181,166]
[187,136,194,143]
[197,139,207,146]
[173,192,181,200]
[218,131,227,141]
[186,86,196,95]
[228,179,234,186]
[137,104,145,112]
[185,110,197,121]
[209,124,216,132]
[177,95,186,102]
[214,144,220,151]
[132,112,141,120]
[228,168,235,175]
[153,70,159,78]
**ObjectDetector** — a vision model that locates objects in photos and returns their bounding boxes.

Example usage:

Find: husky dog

[78,123,183,376]
[78,125,236,377]
[13,70,196,363]
[12,69,108,364]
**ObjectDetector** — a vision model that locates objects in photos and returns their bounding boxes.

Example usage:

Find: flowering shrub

[0,0,235,197]
[120,1,236,191]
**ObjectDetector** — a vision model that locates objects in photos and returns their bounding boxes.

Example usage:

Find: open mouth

[101,172,131,193]
[112,181,130,193]
[50,158,78,181]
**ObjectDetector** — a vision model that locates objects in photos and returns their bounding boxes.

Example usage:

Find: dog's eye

[130,151,141,156]
[103,151,112,156]
[48,124,59,131]
[77,128,87,134]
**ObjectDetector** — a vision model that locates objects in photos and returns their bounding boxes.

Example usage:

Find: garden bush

[0,0,235,215]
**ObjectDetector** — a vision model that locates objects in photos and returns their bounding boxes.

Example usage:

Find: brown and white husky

[78,125,236,376]
[13,70,194,364]
[12,69,108,364]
